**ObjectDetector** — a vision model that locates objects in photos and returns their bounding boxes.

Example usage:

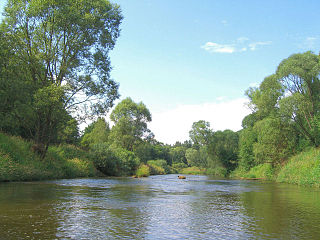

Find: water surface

[0,174,320,239]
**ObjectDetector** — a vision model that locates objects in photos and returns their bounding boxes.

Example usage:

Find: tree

[109,98,152,151]
[169,146,188,165]
[1,0,122,157]
[253,117,296,166]
[189,120,213,147]
[238,128,257,170]
[277,51,320,146]
[208,130,239,171]
[81,118,110,149]
[57,116,80,144]
[185,147,207,168]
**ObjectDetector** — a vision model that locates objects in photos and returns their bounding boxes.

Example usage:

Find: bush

[147,159,170,173]
[136,164,150,177]
[180,166,206,175]
[0,132,96,181]
[230,163,274,180]
[91,143,117,176]
[148,164,165,175]
[172,162,187,173]
[112,146,140,176]
[246,163,274,179]
[92,144,140,176]
[206,167,227,177]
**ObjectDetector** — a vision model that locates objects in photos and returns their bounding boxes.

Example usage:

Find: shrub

[245,163,274,180]
[136,164,150,177]
[147,159,170,173]
[148,164,165,175]
[180,166,206,175]
[0,132,96,181]
[206,167,227,177]
[172,162,187,173]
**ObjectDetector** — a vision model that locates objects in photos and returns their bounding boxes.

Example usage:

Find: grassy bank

[0,133,97,181]
[231,147,320,187]
[276,148,320,187]
[231,163,274,180]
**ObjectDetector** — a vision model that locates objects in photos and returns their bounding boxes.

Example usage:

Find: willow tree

[109,98,152,151]
[1,0,122,157]
[277,52,320,146]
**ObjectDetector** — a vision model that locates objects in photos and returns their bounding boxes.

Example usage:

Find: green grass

[276,148,320,187]
[0,132,97,182]
[231,147,320,187]
[180,166,206,175]
[231,164,274,180]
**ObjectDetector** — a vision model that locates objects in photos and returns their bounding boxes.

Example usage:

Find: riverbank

[0,133,98,181]
[1,132,320,187]
[231,147,320,187]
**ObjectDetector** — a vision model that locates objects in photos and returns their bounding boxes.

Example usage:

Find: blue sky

[1,0,320,144]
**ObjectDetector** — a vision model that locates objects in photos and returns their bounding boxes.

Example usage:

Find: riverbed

[0,174,319,239]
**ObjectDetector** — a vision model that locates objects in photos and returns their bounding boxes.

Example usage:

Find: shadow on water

[1,175,320,239]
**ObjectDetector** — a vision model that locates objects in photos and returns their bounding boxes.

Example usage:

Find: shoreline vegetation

[1,132,319,187]
[1,2,319,187]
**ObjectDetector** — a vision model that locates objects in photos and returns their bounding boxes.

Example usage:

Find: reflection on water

[0,175,320,239]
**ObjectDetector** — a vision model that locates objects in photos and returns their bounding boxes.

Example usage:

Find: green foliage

[238,128,257,170]
[239,51,320,173]
[91,143,117,176]
[169,146,187,165]
[206,167,227,177]
[208,130,239,171]
[185,147,208,168]
[57,118,80,145]
[136,164,150,178]
[277,147,320,187]
[147,159,169,174]
[148,164,165,175]
[244,163,274,180]
[253,117,296,165]
[180,166,206,175]
[277,51,320,146]
[1,0,122,156]
[81,118,110,149]
[0,132,96,181]
[134,142,155,163]
[189,120,213,146]
[92,143,140,176]
[110,145,140,176]
[109,98,152,151]
[172,162,188,172]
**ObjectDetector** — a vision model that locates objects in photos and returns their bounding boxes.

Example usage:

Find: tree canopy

[0,0,122,157]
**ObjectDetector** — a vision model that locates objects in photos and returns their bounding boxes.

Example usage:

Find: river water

[0,174,320,239]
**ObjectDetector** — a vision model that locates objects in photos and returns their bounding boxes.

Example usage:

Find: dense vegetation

[0,0,320,186]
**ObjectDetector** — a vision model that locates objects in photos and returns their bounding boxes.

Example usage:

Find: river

[0,174,320,239]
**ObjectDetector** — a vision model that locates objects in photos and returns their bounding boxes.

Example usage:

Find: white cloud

[201,42,235,53]
[248,41,272,51]
[237,37,249,43]
[202,39,271,54]
[148,98,251,144]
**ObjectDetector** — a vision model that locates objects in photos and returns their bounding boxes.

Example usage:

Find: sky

[1,0,320,144]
